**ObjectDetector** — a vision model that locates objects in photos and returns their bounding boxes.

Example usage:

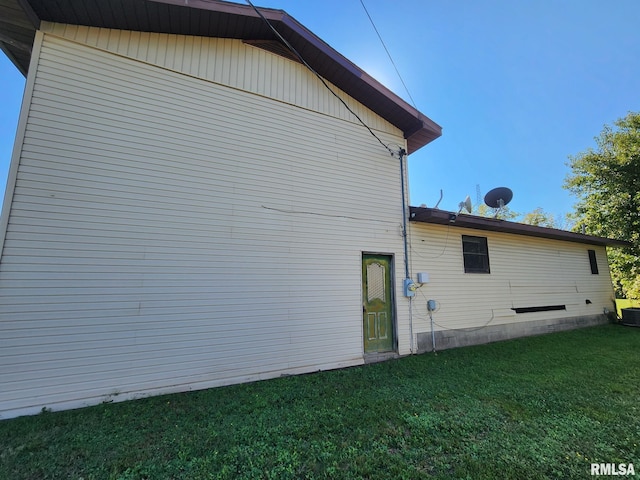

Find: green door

[362,254,394,353]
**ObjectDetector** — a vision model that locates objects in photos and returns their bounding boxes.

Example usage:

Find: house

[0,0,442,419]
[409,207,627,351]
[0,0,624,419]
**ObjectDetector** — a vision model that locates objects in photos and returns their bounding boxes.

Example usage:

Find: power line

[359,0,417,109]
[244,0,395,157]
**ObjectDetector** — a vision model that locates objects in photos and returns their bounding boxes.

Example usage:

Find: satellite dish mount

[484,187,513,218]
[449,195,473,222]
[458,195,472,214]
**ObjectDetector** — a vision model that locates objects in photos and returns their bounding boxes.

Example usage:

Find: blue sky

[1,0,639,220]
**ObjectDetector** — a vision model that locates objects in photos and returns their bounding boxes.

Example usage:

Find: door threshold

[364,351,399,364]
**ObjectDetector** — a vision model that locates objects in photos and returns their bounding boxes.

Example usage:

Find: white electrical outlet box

[417,272,429,284]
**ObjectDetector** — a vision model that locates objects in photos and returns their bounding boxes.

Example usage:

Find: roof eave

[409,206,631,248]
[2,0,442,152]
[0,0,39,75]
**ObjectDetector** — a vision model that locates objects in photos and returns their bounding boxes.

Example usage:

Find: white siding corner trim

[0,31,45,258]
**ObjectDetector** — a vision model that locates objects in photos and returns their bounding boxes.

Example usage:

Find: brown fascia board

[409,206,631,248]
[277,19,443,153]
[149,0,287,26]
[9,0,441,153]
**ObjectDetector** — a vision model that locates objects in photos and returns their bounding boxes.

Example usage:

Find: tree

[518,207,574,230]
[521,207,558,228]
[472,198,572,230]
[564,111,640,299]
[473,203,520,221]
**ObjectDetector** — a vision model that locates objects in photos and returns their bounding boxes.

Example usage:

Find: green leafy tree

[473,203,520,220]
[564,111,640,299]
[518,207,573,230]
[472,199,572,230]
[521,207,558,228]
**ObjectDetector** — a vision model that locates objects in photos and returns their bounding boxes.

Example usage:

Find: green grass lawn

[1,324,639,480]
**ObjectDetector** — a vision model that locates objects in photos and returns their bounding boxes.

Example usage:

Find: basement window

[588,249,599,274]
[462,235,490,274]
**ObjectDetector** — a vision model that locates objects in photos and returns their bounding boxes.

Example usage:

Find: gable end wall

[0,29,410,418]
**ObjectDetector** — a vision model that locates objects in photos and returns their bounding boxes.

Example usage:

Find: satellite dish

[484,187,513,209]
[458,195,472,214]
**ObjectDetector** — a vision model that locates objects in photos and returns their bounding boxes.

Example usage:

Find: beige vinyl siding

[0,31,410,418]
[40,22,397,138]
[409,223,615,333]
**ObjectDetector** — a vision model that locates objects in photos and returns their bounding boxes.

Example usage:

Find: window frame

[588,249,599,275]
[462,235,491,274]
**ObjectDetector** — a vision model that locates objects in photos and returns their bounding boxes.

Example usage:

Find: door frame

[361,252,398,354]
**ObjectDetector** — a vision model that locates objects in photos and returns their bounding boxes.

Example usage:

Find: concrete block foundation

[416,314,610,353]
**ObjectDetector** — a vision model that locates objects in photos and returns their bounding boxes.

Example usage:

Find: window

[462,235,490,273]
[588,249,599,274]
